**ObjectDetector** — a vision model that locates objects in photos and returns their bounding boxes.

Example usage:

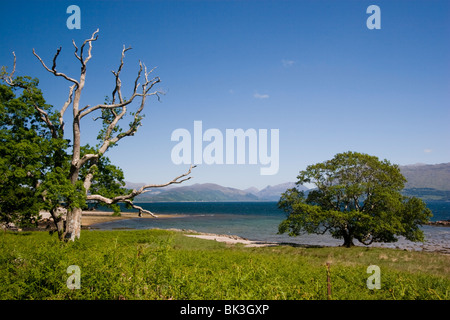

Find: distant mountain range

[134,183,259,202]
[125,162,450,202]
[128,182,306,202]
[249,182,308,200]
[400,163,450,201]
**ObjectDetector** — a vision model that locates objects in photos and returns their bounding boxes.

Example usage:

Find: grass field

[0,229,449,300]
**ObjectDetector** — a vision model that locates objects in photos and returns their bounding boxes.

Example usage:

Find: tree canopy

[0,76,63,227]
[278,151,432,247]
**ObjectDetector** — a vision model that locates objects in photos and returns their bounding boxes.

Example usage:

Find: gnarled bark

[64,207,82,241]
[50,207,66,241]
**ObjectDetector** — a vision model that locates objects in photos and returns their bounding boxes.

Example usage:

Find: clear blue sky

[1,0,449,189]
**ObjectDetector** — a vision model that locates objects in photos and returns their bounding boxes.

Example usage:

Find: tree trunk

[65,86,82,242]
[50,207,66,241]
[342,232,354,248]
[54,216,65,241]
[64,207,82,241]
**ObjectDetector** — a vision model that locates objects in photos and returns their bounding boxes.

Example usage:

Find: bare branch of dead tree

[86,165,196,215]
[60,84,76,128]
[32,47,79,85]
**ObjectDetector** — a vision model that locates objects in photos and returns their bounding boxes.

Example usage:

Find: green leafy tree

[0,75,123,237]
[2,30,194,241]
[0,75,65,228]
[278,151,432,247]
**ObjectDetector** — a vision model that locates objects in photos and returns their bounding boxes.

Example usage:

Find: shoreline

[17,210,449,254]
[85,212,450,254]
[427,219,450,227]
[81,210,187,226]
[80,212,280,247]
[33,210,186,229]
[85,213,450,254]
[182,231,279,247]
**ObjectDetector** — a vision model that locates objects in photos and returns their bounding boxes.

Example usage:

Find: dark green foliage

[0,77,67,227]
[37,167,87,213]
[278,152,433,247]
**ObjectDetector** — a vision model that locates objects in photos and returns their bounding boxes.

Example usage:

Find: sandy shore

[184,233,279,247]
[36,210,186,229]
[80,211,187,227]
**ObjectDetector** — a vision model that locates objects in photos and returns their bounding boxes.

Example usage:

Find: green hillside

[401,163,450,190]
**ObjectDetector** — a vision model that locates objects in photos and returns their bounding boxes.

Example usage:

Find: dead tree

[28,29,194,241]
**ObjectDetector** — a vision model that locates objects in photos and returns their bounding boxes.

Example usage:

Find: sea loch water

[92,201,450,253]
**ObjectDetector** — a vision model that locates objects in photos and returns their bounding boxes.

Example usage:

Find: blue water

[92,201,450,252]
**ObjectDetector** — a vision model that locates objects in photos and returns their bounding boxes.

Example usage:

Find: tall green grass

[0,229,448,300]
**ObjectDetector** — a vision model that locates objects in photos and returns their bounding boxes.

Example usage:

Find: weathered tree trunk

[64,207,82,241]
[50,207,66,241]
[65,85,82,241]
[53,216,65,241]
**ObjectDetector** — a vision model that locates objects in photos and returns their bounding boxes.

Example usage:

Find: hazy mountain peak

[243,187,260,194]
[401,163,427,167]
